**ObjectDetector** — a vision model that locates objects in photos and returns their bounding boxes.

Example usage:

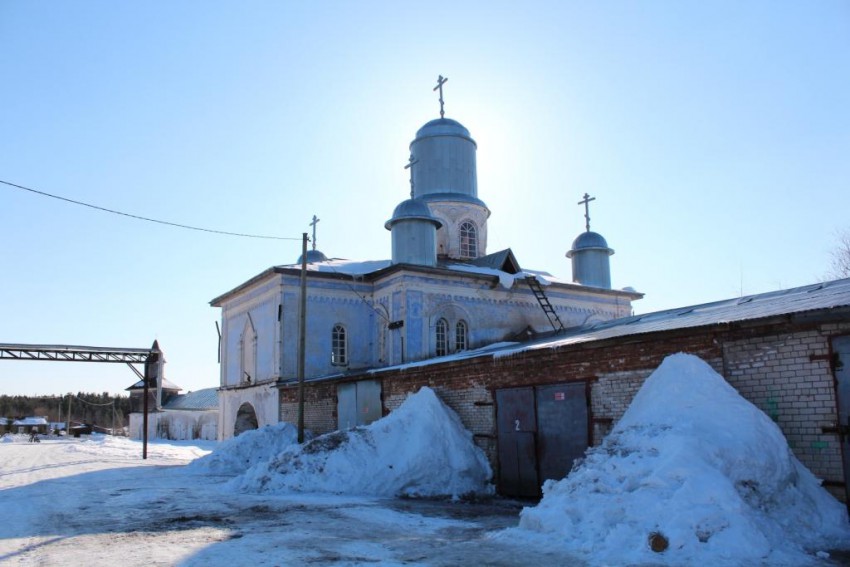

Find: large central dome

[409,117,480,202]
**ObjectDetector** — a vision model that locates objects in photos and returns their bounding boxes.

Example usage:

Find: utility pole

[142,340,160,459]
[297,232,308,443]
[66,393,72,434]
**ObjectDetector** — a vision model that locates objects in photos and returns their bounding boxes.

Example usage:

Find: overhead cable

[0,178,299,241]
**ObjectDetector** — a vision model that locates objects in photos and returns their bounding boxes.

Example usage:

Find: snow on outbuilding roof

[162,388,219,411]
[517,276,850,354]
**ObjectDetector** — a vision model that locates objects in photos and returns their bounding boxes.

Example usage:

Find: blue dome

[414,118,476,146]
[568,231,612,254]
[384,198,443,230]
[296,249,328,264]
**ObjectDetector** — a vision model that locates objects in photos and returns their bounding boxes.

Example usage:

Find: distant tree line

[0,393,132,430]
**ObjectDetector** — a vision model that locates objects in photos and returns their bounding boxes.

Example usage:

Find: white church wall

[220,281,281,387]
[218,385,278,441]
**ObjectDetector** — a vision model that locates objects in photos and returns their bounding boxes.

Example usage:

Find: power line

[1,178,300,241]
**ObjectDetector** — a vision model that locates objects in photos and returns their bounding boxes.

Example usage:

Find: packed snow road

[0,437,576,566]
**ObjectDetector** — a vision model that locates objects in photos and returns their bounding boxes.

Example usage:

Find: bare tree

[827,229,850,279]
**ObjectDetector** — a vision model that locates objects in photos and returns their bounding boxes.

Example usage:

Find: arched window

[240,317,257,384]
[459,221,478,258]
[455,320,468,352]
[332,324,348,366]
[435,318,449,357]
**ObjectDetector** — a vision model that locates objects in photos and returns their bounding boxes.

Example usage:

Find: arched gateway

[234,402,258,436]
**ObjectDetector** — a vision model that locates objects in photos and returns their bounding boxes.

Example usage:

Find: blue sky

[1,1,848,396]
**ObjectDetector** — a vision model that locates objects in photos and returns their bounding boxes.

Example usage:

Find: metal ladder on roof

[525,276,566,333]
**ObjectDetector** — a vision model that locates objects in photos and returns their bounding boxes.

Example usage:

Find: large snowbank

[189,422,301,474]
[514,353,850,566]
[235,387,493,498]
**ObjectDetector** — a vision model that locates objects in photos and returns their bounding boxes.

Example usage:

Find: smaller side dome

[567,231,614,289]
[566,231,614,257]
[296,249,328,264]
[384,198,443,230]
[385,198,442,267]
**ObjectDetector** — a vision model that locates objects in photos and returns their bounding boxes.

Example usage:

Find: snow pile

[1,433,14,443]
[189,422,301,474]
[515,353,850,565]
[236,387,493,498]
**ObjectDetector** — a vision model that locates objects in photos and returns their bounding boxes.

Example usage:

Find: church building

[210,79,641,440]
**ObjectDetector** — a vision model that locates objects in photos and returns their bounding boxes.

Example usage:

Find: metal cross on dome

[433,75,448,118]
[578,193,596,232]
[404,154,419,198]
[309,214,320,250]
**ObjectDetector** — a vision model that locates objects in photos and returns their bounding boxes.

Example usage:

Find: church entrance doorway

[832,335,850,507]
[495,382,588,497]
[234,402,259,436]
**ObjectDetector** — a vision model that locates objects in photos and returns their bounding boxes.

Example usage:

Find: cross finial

[578,193,596,232]
[433,75,448,119]
[404,154,419,198]
[309,215,320,250]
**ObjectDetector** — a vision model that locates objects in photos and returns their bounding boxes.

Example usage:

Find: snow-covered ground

[0,435,569,566]
[2,357,850,566]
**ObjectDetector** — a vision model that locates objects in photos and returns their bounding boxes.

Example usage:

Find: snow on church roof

[273,256,635,293]
[212,251,641,306]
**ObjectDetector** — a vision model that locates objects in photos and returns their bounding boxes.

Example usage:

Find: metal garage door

[496,387,539,497]
[496,382,588,497]
[337,380,382,429]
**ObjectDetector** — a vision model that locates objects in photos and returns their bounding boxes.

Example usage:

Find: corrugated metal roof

[162,387,219,411]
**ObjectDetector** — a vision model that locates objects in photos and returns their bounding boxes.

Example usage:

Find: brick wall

[723,323,850,497]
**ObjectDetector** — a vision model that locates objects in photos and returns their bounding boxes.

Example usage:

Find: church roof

[162,387,218,411]
[469,248,521,274]
[210,256,643,306]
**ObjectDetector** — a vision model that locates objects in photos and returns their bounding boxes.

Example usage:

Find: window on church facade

[459,221,477,258]
[435,318,448,357]
[332,324,348,366]
[455,320,468,352]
